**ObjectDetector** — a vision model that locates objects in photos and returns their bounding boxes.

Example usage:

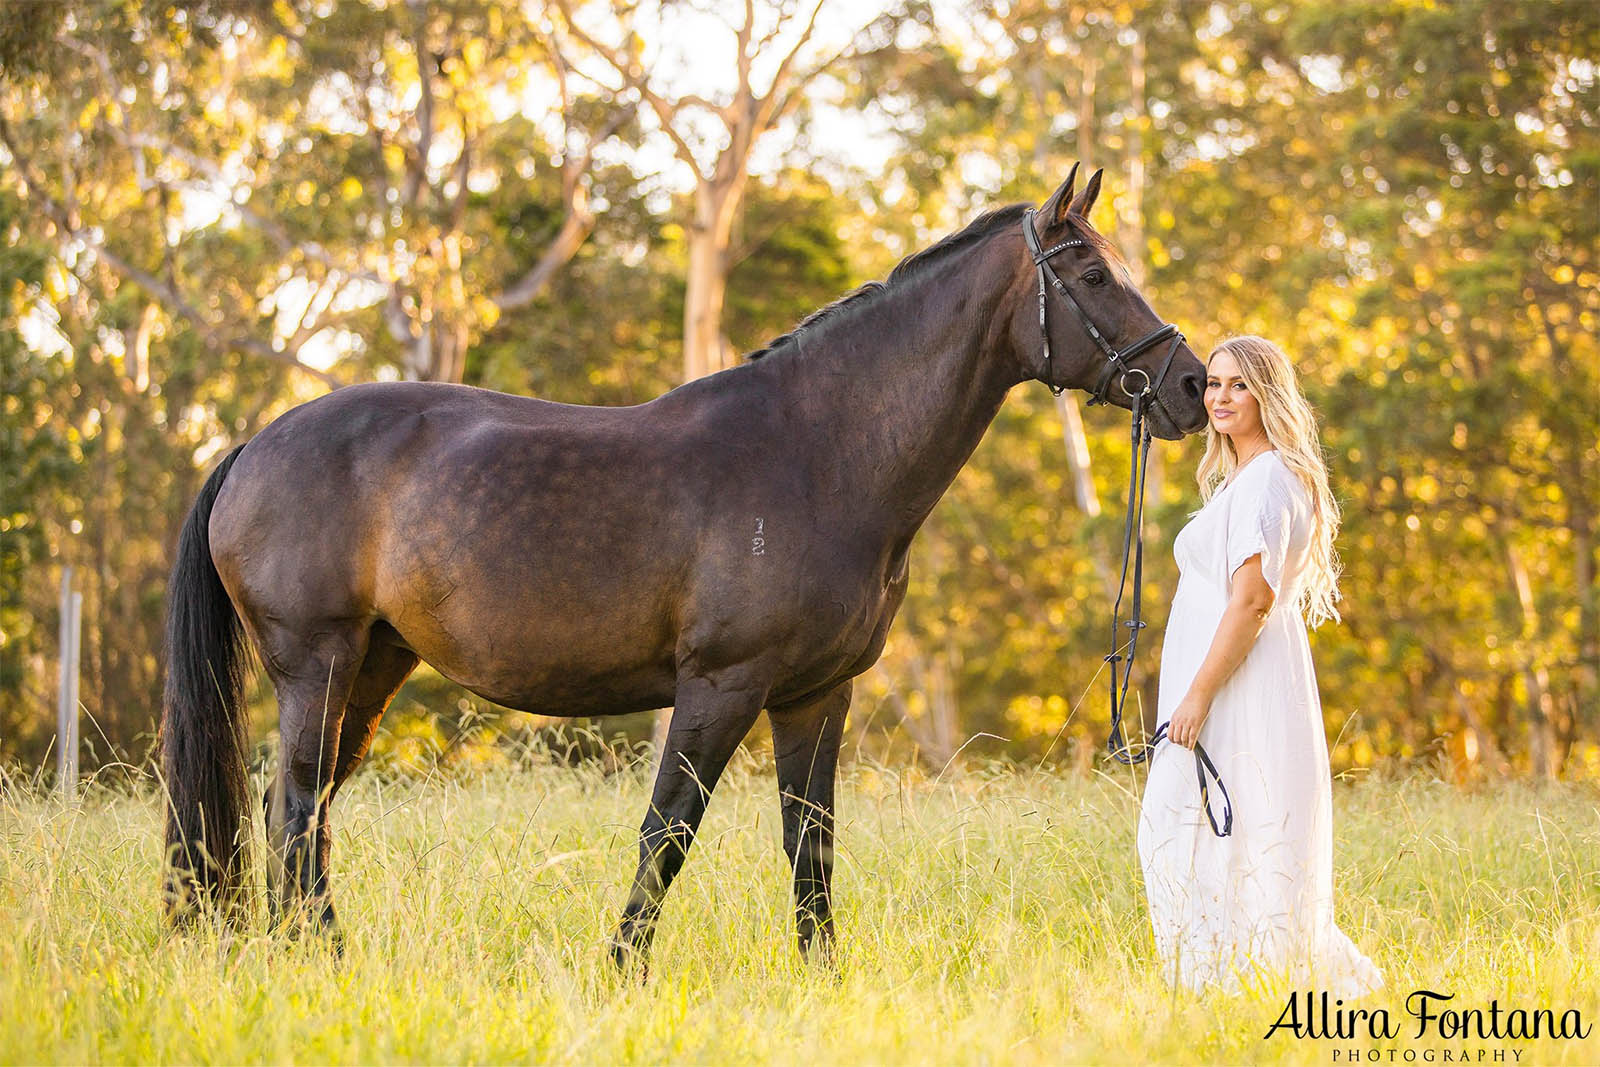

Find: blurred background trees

[2,0,1595,780]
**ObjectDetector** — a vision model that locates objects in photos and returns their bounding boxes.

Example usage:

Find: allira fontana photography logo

[1264,990,1592,1062]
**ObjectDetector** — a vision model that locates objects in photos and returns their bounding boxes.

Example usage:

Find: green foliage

[0,188,69,708]
[467,158,680,405]
[723,171,858,356]
[1,0,1593,779]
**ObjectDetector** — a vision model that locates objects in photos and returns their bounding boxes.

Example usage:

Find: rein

[1101,392,1233,838]
[1023,208,1233,838]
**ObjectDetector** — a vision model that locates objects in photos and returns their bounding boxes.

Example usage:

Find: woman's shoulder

[1230,450,1286,492]
[1236,451,1309,511]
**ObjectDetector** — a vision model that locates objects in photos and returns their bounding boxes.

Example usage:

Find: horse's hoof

[799,938,840,979]
[607,937,650,981]
[324,923,346,960]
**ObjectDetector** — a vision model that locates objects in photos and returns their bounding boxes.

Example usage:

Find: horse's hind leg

[609,669,765,969]
[264,632,419,815]
[770,681,851,961]
[262,627,366,940]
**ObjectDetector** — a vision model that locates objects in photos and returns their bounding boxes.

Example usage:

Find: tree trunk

[1032,46,1102,517]
[1119,28,1168,511]
[683,228,727,380]
[1052,391,1101,517]
[902,638,959,770]
[1119,29,1147,289]
[1503,536,1559,778]
[1570,503,1597,743]
[683,179,742,381]
[1075,50,1097,168]
[1523,663,1558,780]
[651,703,673,759]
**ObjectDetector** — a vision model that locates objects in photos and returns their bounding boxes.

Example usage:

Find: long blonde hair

[1197,336,1343,627]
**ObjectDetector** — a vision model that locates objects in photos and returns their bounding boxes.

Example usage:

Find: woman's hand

[1167,690,1212,749]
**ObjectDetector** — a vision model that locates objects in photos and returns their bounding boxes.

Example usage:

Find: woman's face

[1205,350,1266,445]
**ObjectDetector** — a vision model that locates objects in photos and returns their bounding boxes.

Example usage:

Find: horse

[160,164,1207,965]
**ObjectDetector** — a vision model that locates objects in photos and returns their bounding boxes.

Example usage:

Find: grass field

[2,745,1597,1065]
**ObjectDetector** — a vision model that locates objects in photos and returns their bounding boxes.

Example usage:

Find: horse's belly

[380,561,681,716]
[398,619,678,717]
[464,666,676,718]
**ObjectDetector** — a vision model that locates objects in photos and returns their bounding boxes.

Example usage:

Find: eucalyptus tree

[554,0,914,382]
[0,0,638,388]
[0,0,644,762]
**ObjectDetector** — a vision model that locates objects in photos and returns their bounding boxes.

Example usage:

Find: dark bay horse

[161,165,1206,963]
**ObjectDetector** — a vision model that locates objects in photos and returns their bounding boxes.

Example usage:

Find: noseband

[1023,208,1232,838]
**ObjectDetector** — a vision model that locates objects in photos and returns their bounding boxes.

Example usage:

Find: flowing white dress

[1137,451,1382,996]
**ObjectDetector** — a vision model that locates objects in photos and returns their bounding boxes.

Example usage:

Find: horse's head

[1009,165,1207,440]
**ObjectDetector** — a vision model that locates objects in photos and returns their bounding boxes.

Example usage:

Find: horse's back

[213,380,691,543]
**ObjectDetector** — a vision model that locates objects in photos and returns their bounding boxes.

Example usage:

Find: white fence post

[56,567,81,800]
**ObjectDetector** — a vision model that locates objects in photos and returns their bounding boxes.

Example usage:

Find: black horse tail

[161,443,254,923]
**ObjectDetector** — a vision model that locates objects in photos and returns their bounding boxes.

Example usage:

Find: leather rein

[1023,208,1233,838]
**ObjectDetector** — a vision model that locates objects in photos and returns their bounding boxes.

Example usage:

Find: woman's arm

[1166,556,1277,749]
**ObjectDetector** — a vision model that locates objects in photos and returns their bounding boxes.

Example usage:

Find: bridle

[1022,208,1232,838]
[1021,208,1183,408]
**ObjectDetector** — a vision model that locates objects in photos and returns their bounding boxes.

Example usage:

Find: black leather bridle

[1022,208,1184,408]
[1023,207,1232,838]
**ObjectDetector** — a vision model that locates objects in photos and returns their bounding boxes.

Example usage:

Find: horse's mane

[746,202,1048,362]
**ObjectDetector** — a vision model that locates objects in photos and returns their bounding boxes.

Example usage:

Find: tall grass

[2,745,1596,1065]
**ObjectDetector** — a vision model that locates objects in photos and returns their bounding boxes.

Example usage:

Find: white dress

[1137,451,1382,996]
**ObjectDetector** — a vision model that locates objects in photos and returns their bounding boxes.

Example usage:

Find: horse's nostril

[1182,373,1202,402]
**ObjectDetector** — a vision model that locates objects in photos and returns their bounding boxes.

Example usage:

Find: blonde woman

[1137,336,1382,996]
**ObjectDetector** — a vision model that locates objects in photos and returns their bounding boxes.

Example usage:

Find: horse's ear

[1069,168,1104,217]
[1040,161,1081,227]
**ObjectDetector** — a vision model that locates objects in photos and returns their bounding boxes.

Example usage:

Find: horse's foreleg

[771,681,850,962]
[609,671,765,970]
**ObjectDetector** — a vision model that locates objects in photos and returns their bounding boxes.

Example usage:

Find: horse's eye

[1082,268,1107,287]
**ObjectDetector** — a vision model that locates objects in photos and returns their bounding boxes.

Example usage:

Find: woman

[1137,335,1382,996]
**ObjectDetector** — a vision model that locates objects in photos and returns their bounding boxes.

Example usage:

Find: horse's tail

[160,443,254,923]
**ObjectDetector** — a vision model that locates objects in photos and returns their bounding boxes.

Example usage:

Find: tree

[2,0,1592,780]
[1254,0,1600,775]
[555,0,909,382]
[1,0,635,388]
[0,0,643,764]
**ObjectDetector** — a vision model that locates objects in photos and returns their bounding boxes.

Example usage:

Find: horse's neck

[786,252,1019,549]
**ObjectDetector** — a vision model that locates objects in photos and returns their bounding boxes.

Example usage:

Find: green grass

[2,750,1597,1065]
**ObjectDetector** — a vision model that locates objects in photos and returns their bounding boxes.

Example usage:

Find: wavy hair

[1197,336,1343,627]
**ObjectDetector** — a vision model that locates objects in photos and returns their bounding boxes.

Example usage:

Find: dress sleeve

[1226,469,1297,597]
